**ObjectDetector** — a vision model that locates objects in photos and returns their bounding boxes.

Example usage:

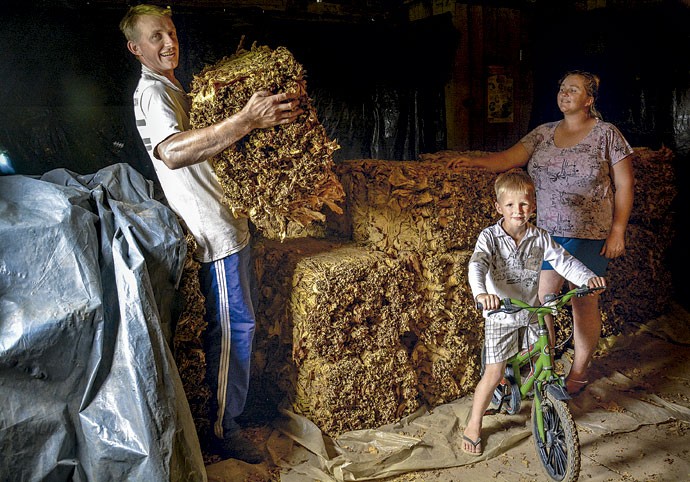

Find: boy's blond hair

[119,4,172,42]
[494,169,535,201]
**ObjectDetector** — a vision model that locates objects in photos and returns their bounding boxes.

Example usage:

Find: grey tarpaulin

[0,163,206,481]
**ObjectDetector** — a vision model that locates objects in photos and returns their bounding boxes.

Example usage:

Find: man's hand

[240,90,304,130]
[156,88,305,170]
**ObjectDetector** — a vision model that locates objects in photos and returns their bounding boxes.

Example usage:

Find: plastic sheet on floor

[271,398,532,481]
[249,306,690,482]
[0,164,206,482]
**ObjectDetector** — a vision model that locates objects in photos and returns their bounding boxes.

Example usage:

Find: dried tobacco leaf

[173,233,211,442]
[294,348,419,437]
[189,44,344,240]
[331,158,498,254]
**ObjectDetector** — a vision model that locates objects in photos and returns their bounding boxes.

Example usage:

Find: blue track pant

[198,245,256,439]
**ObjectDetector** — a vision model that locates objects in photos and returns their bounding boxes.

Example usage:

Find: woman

[426,70,634,395]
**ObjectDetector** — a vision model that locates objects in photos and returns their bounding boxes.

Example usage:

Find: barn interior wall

[0,0,688,304]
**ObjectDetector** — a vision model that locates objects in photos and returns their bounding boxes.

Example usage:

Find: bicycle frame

[503,300,563,387]
[483,285,603,482]
[491,286,604,439]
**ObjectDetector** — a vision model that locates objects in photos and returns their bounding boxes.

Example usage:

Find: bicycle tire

[493,377,521,415]
[481,348,522,414]
[531,389,580,482]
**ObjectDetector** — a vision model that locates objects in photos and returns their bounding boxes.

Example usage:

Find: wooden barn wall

[0,0,688,304]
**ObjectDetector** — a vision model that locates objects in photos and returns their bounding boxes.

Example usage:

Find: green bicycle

[479,285,605,482]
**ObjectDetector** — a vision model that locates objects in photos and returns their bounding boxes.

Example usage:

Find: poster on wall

[487,66,513,123]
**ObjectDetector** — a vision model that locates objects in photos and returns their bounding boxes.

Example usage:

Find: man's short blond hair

[494,169,535,201]
[119,4,172,41]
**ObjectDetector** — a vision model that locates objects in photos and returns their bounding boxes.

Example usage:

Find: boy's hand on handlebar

[475,293,501,311]
[585,276,607,295]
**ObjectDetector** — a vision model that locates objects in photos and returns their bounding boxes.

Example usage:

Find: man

[119,4,303,463]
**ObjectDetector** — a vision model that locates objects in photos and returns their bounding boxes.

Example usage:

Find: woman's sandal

[565,378,589,396]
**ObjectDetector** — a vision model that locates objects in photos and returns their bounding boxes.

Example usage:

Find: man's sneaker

[210,431,264,464]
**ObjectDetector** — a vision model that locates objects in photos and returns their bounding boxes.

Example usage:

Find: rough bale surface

[295,348,419,436]
[189,44,343,240]
[290,245,423,363]
[248,238,424,435]
[328,157,497,253]
[601,223,674,329]
[172,234,212,446]
[247,237,346,422]
[287,245,423,434]
[411,250,484,405]
[629,146,676,227]
[174,146,677,440]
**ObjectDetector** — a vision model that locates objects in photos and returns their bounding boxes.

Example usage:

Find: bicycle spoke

[550,440,567,476]
[543,400,568,478]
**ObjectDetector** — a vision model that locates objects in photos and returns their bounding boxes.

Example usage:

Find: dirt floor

[205,303,690,482]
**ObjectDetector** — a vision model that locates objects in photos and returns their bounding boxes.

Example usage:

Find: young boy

[462,169,606,456]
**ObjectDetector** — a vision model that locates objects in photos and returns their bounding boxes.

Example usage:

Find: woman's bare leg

[538,270,565,349]
[567,291,602,389]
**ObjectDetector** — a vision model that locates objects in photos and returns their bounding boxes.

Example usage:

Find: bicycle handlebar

[476,285,605,314]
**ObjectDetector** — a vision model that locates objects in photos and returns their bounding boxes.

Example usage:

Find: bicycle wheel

[531,389,580,482]
[493,377,521,415]
[481,348,522,414]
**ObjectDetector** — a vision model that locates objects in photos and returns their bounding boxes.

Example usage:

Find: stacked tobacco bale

[244,237,344,423]
[242,157,499,434]
[189,44,343,240]
[172,234,211,446]
[408,250,484,406]
[172,143,676,439]
[599,146,676,332]
[249,238,423,434]
[328,158,497,407]
[329,157,497,253]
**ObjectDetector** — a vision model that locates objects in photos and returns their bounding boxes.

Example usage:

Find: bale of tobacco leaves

[249,238,424,435]
[290,245,423,363]
[242,237,346,423]
[294,348,419,436]
[173,147,676,439]
[629,146,675,227]
[327,156,498,254]
[410,249,484,405]
[172,234,211,446]
[189,43,344,240]
[288,244,423,434]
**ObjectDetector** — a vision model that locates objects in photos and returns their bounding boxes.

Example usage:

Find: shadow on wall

[0,1,687,305]
[0,5,151,178]
[0,3,455,179]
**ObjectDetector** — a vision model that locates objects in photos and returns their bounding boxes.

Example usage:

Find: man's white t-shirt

[132,65,249,263]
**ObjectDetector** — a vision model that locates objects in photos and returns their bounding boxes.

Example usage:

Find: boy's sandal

[461,435,483,456]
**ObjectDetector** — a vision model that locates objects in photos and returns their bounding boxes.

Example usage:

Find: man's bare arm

[156,90,303,169]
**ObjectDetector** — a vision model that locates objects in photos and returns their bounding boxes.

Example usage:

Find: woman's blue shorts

[542,236,608,276]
